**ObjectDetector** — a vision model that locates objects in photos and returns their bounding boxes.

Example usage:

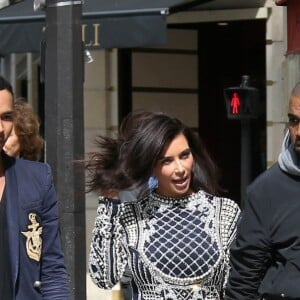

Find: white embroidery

[89,191,240,299]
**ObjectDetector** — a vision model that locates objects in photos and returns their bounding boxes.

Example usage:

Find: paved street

[86,274,123,300]
[86,274,111,300]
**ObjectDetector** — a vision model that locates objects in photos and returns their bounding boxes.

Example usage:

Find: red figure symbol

[231,92,240,114]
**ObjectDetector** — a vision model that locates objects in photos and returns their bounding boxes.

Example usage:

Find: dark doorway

[196,20,266,203]
[118,19,266,205]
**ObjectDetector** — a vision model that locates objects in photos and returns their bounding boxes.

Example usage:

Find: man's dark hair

[0,76,13,96]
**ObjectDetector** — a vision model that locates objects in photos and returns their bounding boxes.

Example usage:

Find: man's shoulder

[15,157,48,169]
[248,162,282,190]
[256,162,280,178]
[11,159,53,194]
[12,158,50,178]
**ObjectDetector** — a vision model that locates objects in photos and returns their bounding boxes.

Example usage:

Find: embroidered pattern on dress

[88,191,241,299]
[141,193,221,285]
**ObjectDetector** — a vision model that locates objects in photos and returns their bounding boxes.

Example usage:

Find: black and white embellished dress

[89,190,240,300]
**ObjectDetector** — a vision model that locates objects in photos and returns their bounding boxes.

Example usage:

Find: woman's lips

[172,177,189,187]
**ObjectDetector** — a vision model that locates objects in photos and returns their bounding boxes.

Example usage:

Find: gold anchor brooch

[22,212,43,262]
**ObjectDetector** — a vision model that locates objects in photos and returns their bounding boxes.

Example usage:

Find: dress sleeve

[89,197,128,289]
[225,188,272,299]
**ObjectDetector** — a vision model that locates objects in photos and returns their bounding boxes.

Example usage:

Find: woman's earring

[148,176,158,189]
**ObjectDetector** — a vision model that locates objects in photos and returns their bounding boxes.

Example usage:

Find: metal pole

[44,1,86,299]
[26,53,33,106]
[240,119,252,208]
[9,53,16,93]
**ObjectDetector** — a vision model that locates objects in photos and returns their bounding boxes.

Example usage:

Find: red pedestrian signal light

[224,76,259,120]
[230,92,241,114]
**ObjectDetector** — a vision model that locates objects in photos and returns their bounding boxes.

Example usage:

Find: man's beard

[293,138,300,154]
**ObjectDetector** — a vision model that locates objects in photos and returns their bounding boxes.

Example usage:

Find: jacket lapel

[4,155,19,294]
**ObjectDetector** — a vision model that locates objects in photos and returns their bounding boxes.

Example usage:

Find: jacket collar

[2,152,19,292]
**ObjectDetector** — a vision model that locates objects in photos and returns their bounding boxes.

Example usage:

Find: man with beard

[0,76,70,299]
[225,82,300,300]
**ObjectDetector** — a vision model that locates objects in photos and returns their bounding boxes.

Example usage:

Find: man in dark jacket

[0,76,70,299]
[225,82,300,300]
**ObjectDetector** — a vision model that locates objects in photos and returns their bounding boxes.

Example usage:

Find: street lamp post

[44,0,86,299]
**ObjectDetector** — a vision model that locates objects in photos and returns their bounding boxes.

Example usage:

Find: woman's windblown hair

[86,111,221,195]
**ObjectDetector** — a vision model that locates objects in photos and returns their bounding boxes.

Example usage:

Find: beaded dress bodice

[89,190,240,300]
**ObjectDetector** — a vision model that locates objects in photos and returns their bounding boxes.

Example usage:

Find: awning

[0,0,213,54]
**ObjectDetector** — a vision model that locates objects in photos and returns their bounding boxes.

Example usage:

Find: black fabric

[263,295,294,300]
[0,189,13,299]
[225,163,300,299]
[120,265,133,300]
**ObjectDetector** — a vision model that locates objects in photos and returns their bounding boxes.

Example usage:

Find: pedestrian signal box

[224,77,259,120]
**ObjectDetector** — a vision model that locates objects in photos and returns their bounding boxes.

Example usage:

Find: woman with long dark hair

[87,111,240,300]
